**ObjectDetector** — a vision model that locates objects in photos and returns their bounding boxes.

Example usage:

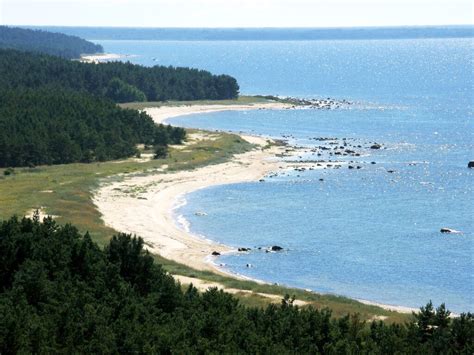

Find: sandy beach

[81,53,129,63]
[94,103,294,274]
[144,102,292,125]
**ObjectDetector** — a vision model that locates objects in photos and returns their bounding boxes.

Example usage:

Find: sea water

[93,32,473,312]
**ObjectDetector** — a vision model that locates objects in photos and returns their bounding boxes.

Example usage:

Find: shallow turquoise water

[97,34,473,311]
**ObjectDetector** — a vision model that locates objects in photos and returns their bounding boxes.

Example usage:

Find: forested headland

[0,89,185,167]
[0,215,472,353]
[0,27,239,167]
[0,49,239,102]
[0,26,102,59]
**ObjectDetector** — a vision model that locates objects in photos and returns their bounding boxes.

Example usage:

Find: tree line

[0,48,240,102]
[0,89,185,167]
[0,26,103,59]
[0,215,471,354]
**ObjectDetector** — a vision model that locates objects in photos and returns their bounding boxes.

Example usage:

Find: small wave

[175,214,191,233]
[173,194,188,210]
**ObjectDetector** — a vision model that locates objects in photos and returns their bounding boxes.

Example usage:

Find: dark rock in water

[468,161,474,168]
[348,165,354,169]
[246,263,253,268]
[370,143,382,149]
[440,228,461,234]
[319,178,324,181]
[271,245,283,251]
[238,247,251,252]
[211,251,221,256]
[387,170,395,173]
[371,161,376,164]
[259,179,265,182]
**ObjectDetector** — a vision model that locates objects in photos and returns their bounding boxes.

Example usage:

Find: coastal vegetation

[0,215,472,353]
[0,49,239,102]
[0,130,253,245]
[0,26,102,59]
[0,89,185,167]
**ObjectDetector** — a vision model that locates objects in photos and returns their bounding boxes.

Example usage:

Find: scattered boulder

[211,251,221,256]
[370,143,382,150]
[238,247,251,252]
[270,245,283,251]
[246,263,253,268]
[468,161,474,168]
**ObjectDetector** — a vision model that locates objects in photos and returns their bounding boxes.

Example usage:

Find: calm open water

[96,33,473,312]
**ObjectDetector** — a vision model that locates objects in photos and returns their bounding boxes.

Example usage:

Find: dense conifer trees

[0,216,472,353]
[0,28,238,167]
[0,49,239,102]
[0,89,185,167]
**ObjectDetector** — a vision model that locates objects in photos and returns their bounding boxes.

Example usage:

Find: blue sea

[80,28,473,312]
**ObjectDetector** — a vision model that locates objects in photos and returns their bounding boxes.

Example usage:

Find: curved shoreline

[93,103,418,314]
[94,103,293,276]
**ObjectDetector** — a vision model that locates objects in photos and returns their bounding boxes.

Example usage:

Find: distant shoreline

[80,52,127,63]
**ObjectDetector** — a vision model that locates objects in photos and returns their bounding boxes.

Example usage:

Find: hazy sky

[1,0,472,27]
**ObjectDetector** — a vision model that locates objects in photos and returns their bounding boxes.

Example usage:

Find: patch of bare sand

[174,275,308,307]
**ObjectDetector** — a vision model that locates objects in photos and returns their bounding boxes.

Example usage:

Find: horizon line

[7,24,474,30]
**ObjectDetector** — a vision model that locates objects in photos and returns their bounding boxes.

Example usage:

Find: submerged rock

[270,245,284,251]
[370,143,382,149]
[468,161,474,168]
